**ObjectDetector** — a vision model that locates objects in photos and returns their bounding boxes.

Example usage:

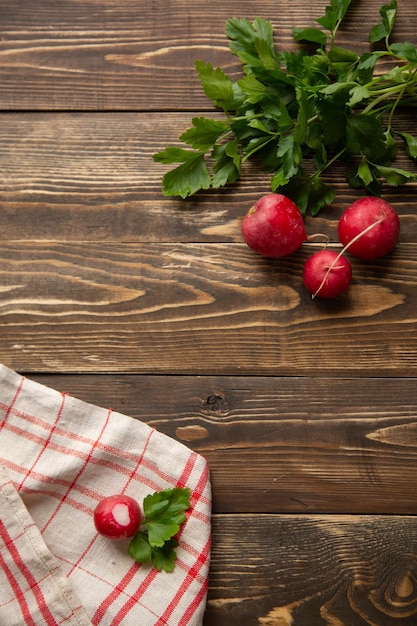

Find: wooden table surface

[1,0,417,624]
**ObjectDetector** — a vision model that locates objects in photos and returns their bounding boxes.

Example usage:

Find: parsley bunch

[153,0,417,215]
[128,487,191,573]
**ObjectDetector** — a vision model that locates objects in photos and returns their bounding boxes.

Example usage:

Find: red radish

[94,494,141,540]
[241,193,307,257]
[338,197,400,259]
[303,249,352,298]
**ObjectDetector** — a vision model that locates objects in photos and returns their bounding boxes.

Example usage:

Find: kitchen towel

[0,364,211,626]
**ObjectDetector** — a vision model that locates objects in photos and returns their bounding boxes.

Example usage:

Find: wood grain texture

[0,112,416,243]
[1,0,417,623]
[27,373,417,515]
[2,0,415,110]
[205,514,417,625]
[0,241,416,376]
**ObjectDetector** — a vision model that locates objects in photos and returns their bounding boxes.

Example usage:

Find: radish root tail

[312,214,385,298]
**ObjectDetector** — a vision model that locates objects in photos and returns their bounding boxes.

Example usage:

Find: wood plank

[2,241,416,377]
[0,241,416,376]
[205,513,417,625]
[0,112,416,243]
[0,111,263,243]
[25,374,417,515]
[1,0,416,622]
[2,0,415,110]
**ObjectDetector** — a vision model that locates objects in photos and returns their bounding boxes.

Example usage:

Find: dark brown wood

[1,241,416,376]
[1,0,415,111]
[1,0,417,623]
[28,373,417,515]
[0,112,416,243]
[205,514,417,625]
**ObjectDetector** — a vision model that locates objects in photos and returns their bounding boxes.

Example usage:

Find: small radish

[241,193,307,257]
[303,249,352,298]
[338,197,400,259]
[94,494,141,540]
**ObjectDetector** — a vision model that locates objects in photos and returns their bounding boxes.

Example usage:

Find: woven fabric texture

[0,364,211,626]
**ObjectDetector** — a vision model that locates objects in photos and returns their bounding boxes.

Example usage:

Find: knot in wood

[205,394,225,412]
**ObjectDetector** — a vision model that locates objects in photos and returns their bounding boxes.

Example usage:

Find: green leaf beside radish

[153,0,417,215]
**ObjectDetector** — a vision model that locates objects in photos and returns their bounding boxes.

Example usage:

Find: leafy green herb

[128,487,191,573]
[153,0,417,215]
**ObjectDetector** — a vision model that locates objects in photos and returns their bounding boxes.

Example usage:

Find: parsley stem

[365,62,412,89]
[369,79,411,96]
[363,81,412,115]
[315,147,347,176]
[330,18,343,47]
[231,112,273,123]
[387,84,408,131]
[241,135,277,163]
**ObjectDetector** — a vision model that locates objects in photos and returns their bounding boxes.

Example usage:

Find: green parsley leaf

[346,164,382,195]
[320,81,357,97]
[226,17,275,68]
[128,531,153,564]
[127,487,191,573]
[383,130,398,163]
[358,51,379,71]
[357,51,380,83]
[270,166,290,190]
[390,42,417,63]
[316,0,352,33]
[293,27,327,46]
[238,74,268,103]
[277,134,302,179]
[369,0,397,43]
[357,159,375,186]
[373,164,417,186]
[153,149,211,199]
[150,539,179,573]
[345,114,386,159]
[277,172,335,216]
[255,33,280,71]
[315,97,347,147]
[143,487,191,547]
[328,46,358,64]
[398,132,417,160]
[305,176,336,216]
[153,0,417,215]
[348,85,370,107]
[195,60,237,111]
[212,139,241,187]
[180,117,228,151]
[128,533,180,574]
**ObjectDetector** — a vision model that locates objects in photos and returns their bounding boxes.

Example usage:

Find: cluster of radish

[241,193,400,298]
